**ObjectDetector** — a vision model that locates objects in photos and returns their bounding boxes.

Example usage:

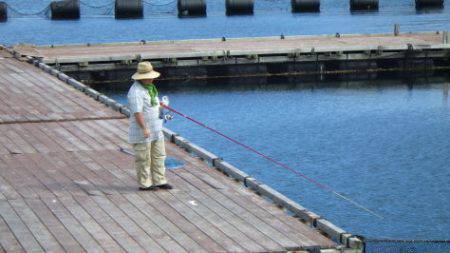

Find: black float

[226,0,254,15]
[0,2,6,22]
[350,0,379,11]
[115,0,143,19]
[415,0,444,9]
[177,0,207,17]
[291,0,320,12]
[50,0,80,20]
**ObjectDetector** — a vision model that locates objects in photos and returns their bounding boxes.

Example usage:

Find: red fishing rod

[160,102,383,219]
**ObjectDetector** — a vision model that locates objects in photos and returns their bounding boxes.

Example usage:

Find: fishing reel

[159,96,174,122]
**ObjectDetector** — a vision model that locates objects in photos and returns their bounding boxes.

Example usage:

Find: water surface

[96,74,450,239]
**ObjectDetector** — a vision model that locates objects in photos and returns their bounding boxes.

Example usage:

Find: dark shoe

[139,185,158,191]
[156,184,173,190]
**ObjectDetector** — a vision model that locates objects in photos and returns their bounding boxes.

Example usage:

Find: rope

[143,0,177,7]
[7,4,51,17]
[79,1,113,9]
[365,239,450,243]
[161,103,384,219]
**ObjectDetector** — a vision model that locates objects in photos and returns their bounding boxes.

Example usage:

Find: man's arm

[134,112,150,138]
[128,89,149,138]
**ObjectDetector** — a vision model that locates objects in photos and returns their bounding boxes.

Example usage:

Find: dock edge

[3,45,365,253]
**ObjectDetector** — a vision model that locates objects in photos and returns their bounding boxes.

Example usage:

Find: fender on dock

[177,0,207,17]
[0,1,6,22]
[291,0,320,12]
[226,0,254,15]
[50,0,80,20]
[415,0,444,9]
[350,0,379,11]
[115,0,143,19]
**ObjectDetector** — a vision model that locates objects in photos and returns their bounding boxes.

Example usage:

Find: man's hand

[134,112,149,138]
[142,128,150,138]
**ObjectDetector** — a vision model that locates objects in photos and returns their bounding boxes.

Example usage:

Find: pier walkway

[0,49,360,252]
[13,32,447,64]
[11,32,450,82]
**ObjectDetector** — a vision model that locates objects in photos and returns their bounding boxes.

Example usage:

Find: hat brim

[132,70,161,80]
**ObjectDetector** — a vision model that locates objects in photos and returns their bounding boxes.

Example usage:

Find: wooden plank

[72,195,146,253]
[24,198,85,252]
[84,151,210,253]
[48,151,103,196]
[155,189,246,252]
[36,123,76,152]
[0,215,25,252]
[123,193,208,253]
[89,195,167,253]
[58,196,125,252]
[29,152,79,198]
[107,194,188,253]
[0,200,44,252]
[0,174,21,200]
[9,198,64,252]
[14,32,445,63]
[162,179,269,252]
[53,122,91,151]
[174,168,300,250]
[64,121,104,151]
[67,151,117,196]
[168,170,286,251]
[40,197,105,252]
[182,154,336,247]
[3,127,37,154]
[21,123,61,153]
[0,155,40,199]
[13,154,55,199]
[137,191,226,253]
[185,151,336,245]
[0,126,23,154]
[72,120,118,150]
[12,124,50,154]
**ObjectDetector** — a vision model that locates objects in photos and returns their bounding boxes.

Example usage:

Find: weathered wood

[0,53,358,252]
[12,32,447,65]
[9,199,64,252]
[0,200,44,252]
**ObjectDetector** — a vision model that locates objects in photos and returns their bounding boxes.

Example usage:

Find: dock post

[394,24,400,36]
[443,31,448,44]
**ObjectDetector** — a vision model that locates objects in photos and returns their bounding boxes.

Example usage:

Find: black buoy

[291,0,320,12]
[0,2,7,22]
[226,0,254,15]
[415,0,444,9]
[350,0,379,11]
[50,0,80,20]
[177,0,207,17]
[115,0,143,19]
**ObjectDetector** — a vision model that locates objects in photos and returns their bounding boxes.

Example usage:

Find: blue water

[1,0,450,46]
[97,76,450,240]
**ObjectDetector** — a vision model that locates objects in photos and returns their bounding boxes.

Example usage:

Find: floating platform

[0,48,363,252]
[11,31,450,84]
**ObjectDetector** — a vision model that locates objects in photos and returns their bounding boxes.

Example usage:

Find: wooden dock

[10,31,450,83]
[0,49,363,252]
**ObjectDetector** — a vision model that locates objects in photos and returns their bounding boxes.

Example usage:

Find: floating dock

[11,31,450,84]
[0,47,363,252]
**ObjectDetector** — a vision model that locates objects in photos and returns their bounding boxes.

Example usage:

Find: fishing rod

[160,101,384,219]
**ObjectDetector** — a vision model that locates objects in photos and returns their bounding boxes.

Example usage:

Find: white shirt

[127,81,164,143]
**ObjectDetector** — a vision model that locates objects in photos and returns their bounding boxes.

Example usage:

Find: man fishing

[127,61,173,191]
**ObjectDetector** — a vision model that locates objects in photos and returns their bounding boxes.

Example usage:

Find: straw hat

[132,61,161,80]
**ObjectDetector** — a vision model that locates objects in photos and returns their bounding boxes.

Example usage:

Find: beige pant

[132,139,167,188]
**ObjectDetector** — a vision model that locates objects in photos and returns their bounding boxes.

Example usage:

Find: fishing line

[161,103,384,219]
